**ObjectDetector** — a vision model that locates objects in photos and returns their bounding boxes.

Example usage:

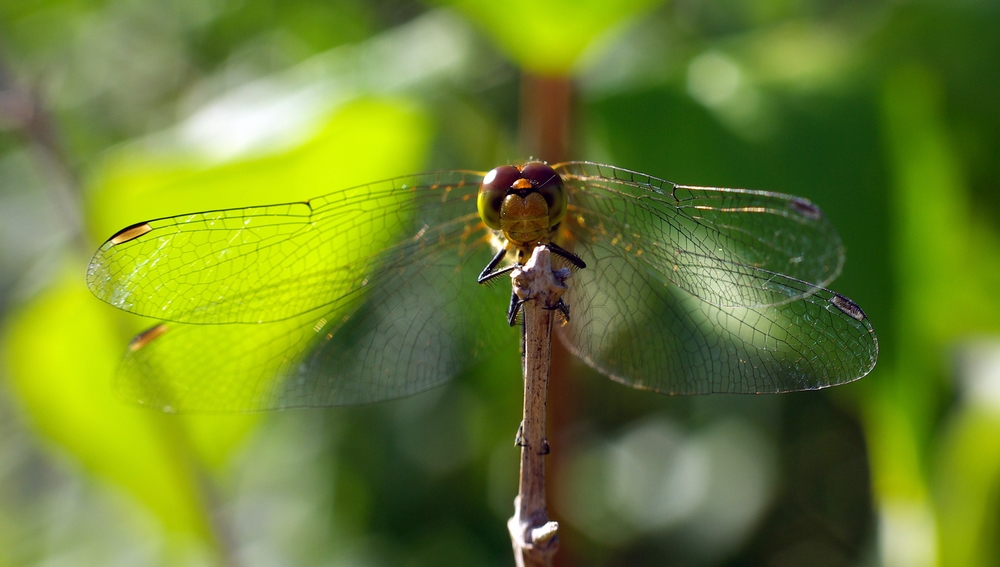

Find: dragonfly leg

[539,438,550,455]
[478,248,516,284]
[548,241,587,269]
[507,291,526,327]
[546,298,571,324]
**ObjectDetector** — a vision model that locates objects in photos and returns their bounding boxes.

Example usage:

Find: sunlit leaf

[2,267,217,541]
[86,97,433,244]
[936,408,1000,567]
[435,0,664,74]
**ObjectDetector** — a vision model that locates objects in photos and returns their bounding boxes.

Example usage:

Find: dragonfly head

[477,162,568,245]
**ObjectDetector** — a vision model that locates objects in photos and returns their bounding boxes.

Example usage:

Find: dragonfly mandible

[86,161,878,412]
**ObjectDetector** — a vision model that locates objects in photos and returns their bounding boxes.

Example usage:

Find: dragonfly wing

[557,247,878,394]
[114,210,514,411]
[87,171,485,324]
[556,162,844,308]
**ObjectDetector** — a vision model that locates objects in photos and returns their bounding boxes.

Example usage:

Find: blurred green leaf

[881,65,996,344]
[864,61,1000,567]
[2,267,218,543]
[935,407,1000,567]
[873,61,1000,444]
[435,0,663,74]
[86,97,433,243]
[862,387,927,502]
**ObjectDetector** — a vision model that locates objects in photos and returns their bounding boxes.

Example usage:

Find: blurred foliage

[435,0,663,74]
[1,1,1000,567]
[87,97,427,236]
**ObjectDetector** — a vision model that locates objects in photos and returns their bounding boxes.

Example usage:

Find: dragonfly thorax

[500,190,550,244]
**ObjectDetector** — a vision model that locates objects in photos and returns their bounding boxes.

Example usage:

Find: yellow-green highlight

[436,0,664,74]
[2,267,218,543]
[866,64,1000,567]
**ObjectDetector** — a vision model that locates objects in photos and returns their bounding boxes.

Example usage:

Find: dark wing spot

[830,293,866,321]
[109,222,153,245]
[128,324,169,352]
[789,197,822,221]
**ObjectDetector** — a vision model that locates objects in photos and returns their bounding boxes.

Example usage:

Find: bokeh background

[1,0,999,566]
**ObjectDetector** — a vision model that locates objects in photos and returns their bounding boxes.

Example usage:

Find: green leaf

[436,0,664,74]
[936,407,1000,567]
[2,267,219,542]
[86,97,434,245]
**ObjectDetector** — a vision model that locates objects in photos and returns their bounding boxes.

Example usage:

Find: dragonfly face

[87,162,878,412]
[477,162,568,247]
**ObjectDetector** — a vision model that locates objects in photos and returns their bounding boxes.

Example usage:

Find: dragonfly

[87,161,878,412]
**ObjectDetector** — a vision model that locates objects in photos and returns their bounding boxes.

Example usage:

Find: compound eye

[478,165,519,229]
[521,162,566,226]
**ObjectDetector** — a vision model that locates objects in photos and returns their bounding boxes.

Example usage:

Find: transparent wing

[112,196,515,412]
[96,160,876,409]
[87,171,485,324]
[557,247,878,394]
[555,161,844,308]
[555,162,876,393]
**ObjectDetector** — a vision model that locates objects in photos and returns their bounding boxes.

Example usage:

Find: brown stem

[519,73,573,163]
[507,247,567,567]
